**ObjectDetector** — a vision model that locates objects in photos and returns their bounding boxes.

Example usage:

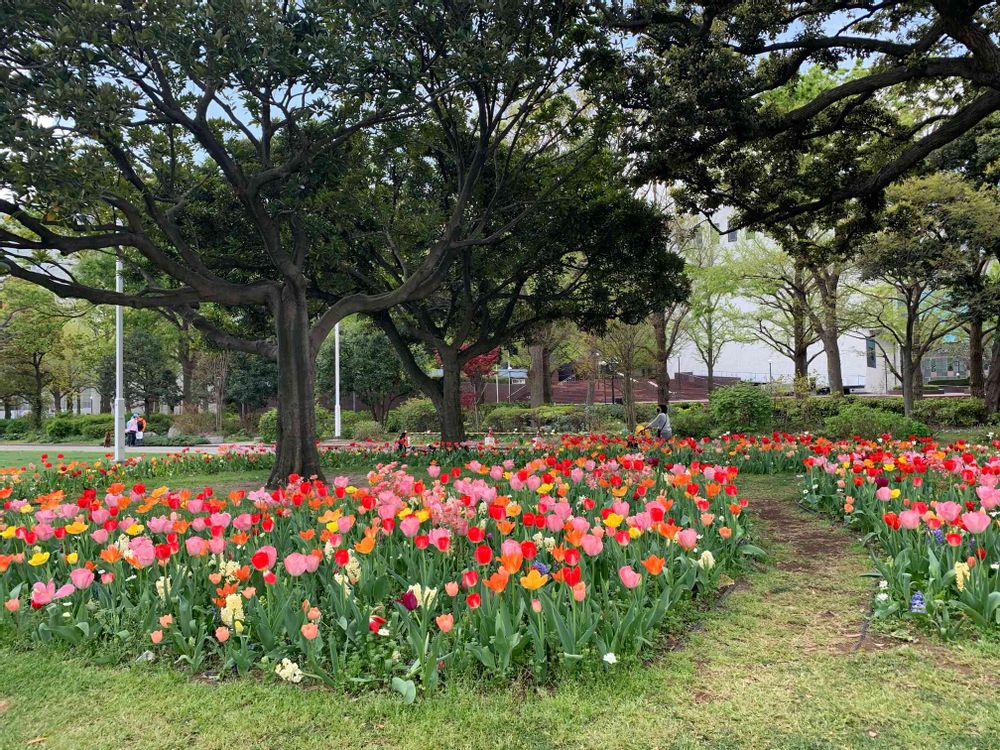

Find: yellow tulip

[604,512,624,529]
[28,551,50,567]
[65,552,79,565]
[519,569,549,591]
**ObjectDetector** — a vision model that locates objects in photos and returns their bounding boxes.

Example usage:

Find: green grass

[0,475,998,750]
[0,449,118,468]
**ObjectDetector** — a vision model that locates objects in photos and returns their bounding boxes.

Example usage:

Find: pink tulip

[526,475,542,492]
[962,511,992,535]
[400,515,421,538]
[283,553,309,577]
[427,465,441,478]
[875,486,892,502]
[618,565,642,589]
[69,567,95,590]
[581,534,603,557]
[185,536,208,557]
[898,510,921,530]
[4,598,19,613]
[936,501,961,524]
[572,582,587,601]
[435,613,454,633]
[677,528,698,551]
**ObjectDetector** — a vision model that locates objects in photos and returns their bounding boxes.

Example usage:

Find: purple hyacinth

[932,528,945,545]
[910,591,926,614]
[532,561,550,575]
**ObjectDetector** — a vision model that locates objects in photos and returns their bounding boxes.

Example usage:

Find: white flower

[274,658,303,683]
[878,580,888,590]
[407,583,438,609]
[602,652,618,665]
[697,550,716,570]
[875,592,889,603]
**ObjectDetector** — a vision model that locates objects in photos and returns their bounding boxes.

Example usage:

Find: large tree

[0,0,602,484]
[609,1,1000,229]
[373,154,689,441]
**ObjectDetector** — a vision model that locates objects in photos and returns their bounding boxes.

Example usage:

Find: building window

[726,229,738,243]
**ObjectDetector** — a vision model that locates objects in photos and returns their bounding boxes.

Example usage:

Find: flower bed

[804,443,1000,635]
[0,452,758,697]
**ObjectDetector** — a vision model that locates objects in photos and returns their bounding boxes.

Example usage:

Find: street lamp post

[334,322,342,438]
[113,255,125,462]
[768,359,773,383]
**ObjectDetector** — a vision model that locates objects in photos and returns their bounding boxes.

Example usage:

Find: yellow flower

[0,526,15,539]
[954,561,971,592]
[64,520,88,535]
[28,551,50,567]
[628,527,641,539]
[125,523,144,536]
[537,483,553,495]
[65,552,78,565]
[519,569,549,591]
[19,504,33,514]
[415,509,430,522]
[604,512,624,529]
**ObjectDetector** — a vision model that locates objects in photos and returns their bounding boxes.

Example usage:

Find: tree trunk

[100,393,111,413]
[3,400,11,420]
[31,357,44,428]
[267,286,323,488]
[984,335,1000,414]
[437,349,466,444]
[901,345,915,417]
[820,314,843,397]
[542,347,553,403]
[528,343,547,408]
[652,312,669,403]
[51,388,63,415]
[178,331,197,414]
[970,317,985,399]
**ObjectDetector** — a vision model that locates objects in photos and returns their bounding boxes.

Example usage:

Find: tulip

[4,598,19,613]
[435,613,454,633]
[898,510,921,530]
[300,623,319,640]
[618,565,642,589]
[962,511,991,535]
[677,528,698,551]
[150,629,164,645]
[445,581,459,597]
[69,567,95,590]
[215,626,230,643]
[936,501,961,524]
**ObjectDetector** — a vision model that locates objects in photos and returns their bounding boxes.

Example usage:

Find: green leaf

[739,544,767,558]
[391,677,417,704]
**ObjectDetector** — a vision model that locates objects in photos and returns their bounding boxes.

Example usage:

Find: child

[396,431,409,455]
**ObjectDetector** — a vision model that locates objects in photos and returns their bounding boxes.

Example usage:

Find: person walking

[645,404,672,440]
[125,413,138,447]
[135,413,147,447]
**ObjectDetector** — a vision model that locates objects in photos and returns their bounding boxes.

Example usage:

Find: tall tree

[609,2,1000,229]
[0,281,71,426]
[0,0,603,484]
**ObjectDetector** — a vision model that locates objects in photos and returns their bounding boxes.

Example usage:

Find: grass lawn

[0,449,119,468]
[0,474,997,749]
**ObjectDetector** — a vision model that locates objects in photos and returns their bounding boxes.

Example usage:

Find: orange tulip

[641,555,666,575]
[99,546,123,564]
[519,569,549,590]
[484,569,509,594]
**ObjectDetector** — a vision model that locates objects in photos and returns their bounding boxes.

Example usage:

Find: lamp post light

[113,255,125,462]
[768,359,773,383]
[334,322,342,438]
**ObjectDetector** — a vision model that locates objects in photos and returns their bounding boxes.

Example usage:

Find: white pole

[334,322,342,438]
[113,255,125,462]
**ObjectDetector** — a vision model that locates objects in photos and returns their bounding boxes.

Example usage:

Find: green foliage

[316,322,413,424]
[670,404,715,438]
[911,398,986,429]
[225,354,278,411]
[823,405,930,439]
[392,398,440,432]
[349,420,385,441]
[710,384,773,434]
[123,331,180,410]
[483,406,536,432]
[171,412,241,437]
[257,409,278,442]
[770,397,845,434]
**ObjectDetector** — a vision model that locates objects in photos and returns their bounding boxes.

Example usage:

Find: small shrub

[710,383,773,434]
[0,417,33,438]
[350,420,384,441]
[44,417,77,441]
[393,398,440,432]
[823,405,930,439]
[912,397,985,429]
[483,406,533,431]
[257,408,278,442]
[670,404,715,438]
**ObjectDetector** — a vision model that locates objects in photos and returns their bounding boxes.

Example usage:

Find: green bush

[44,417,77,441]
[823,404,930,439]
[710,383,773,434]
[0,416,33,439]
[257,405,334,441]
[911,397,985,429]
[257,408,278,442]
[670,403,715,438]
[771,397,844,434]
[350,420,384,441]
[392,398,440,432]
[483,406,534,431]
[170,411,241,436]
[144,412,172,434]
[142,433,209,446]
